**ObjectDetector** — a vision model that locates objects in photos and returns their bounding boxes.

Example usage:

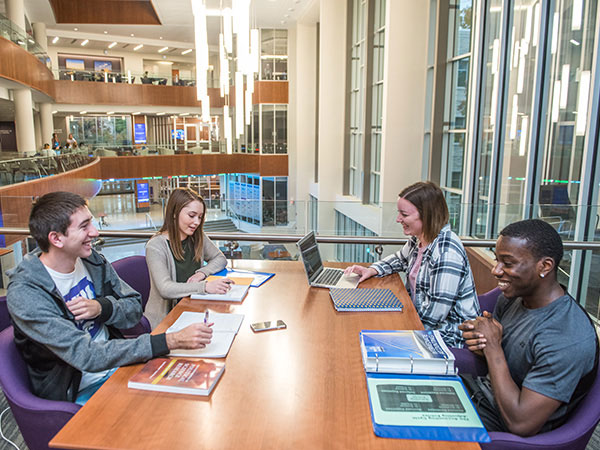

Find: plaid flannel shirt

[370,224,480,348]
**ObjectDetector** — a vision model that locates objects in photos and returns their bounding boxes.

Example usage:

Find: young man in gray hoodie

[7,191,213,404]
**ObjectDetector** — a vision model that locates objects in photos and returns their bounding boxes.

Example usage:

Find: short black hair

[499,219,564,272]
[29,192,88,252]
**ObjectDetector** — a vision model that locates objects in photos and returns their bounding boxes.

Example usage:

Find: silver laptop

[297,231,359,289]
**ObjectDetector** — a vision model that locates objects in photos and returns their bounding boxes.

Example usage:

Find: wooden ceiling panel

[49,0,161,25]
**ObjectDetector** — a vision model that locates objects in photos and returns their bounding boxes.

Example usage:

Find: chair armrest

[451,347,488,377]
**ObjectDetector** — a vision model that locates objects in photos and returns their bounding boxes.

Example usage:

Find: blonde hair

[399,181,449,243]
[159,188,206,262]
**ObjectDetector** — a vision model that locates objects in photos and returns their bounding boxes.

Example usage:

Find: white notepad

[166,310,244,358]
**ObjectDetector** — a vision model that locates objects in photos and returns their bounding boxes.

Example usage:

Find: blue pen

[204,310,209,324]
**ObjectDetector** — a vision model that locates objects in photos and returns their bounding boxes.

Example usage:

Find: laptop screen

[297,232,323,282]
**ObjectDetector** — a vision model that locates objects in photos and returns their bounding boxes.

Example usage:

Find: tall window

[348,0,367,197]
[441,0,474,232]
[369,0,385,204]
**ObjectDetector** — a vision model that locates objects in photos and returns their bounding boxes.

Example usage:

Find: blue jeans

[75,368,117,406]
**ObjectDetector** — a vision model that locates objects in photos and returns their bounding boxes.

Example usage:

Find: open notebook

[166,310,244,358]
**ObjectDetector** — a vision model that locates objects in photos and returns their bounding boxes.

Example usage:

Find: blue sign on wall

[134,123,147,144]
[171,129,185,140]
[137,182,149,203]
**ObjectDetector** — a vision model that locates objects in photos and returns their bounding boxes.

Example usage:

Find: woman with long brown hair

[145,188,229,328]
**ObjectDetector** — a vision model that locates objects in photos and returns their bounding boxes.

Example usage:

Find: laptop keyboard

[315,268,343,286]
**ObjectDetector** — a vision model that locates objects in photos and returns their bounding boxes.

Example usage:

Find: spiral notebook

[329,288,403,312]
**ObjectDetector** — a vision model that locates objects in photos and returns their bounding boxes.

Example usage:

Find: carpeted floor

[1,386,600,450]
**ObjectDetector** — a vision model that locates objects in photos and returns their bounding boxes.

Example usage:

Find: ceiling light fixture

[81,39,89,46]
[80,111,87,114]
[74,27,78,31]
[158,46,169,53]
[51,36,59,44]
[181,49,193,55]
[108,42,117,49]
[132,112,141,115]
[103,30,108,34]
[107,111,114,115]
[134,44,143,51]
[156,112,166,116]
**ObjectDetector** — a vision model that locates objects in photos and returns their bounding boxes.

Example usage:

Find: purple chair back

[112,255,151,309]
[112,255,152,337]
[478,287,501,314]
[0,295,10,332]
[0,326,80,450]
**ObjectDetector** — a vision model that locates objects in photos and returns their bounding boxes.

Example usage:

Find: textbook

[212,268,275,287]
[128,358,225,396]
[366,373,490,442]
[190,283,250,302]
[360,330,456,375]
[329,288,403,312]
[166,310,244,358]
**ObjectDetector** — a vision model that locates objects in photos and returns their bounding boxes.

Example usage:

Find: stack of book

[359,330,490,443]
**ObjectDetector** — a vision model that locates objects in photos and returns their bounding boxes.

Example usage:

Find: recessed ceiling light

[107,111,114,115]
[103,30,108,34]
[156,112,166,116]
[130,33,134,37]
[52,111,57,114]
[134,44,143,51]
[81,39,89,46]
[158,46,169,53]
[132,112,141,115]
[80,111,87,114]
[74,27,78,31]
[280,20,286,24]
[51,36,59,44]
[180,113,189,116]
[284,14,290,18]
[288,7,295,11]
[108,42,117,49]
[181,49,193,55]
[160,36,163,40]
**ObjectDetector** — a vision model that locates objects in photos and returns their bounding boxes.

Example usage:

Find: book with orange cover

[128,358,225,396]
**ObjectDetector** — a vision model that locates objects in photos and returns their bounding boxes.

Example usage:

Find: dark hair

[399,181,449,242]
[29,192,88,252]
[159,188,206,262]
[499,219,564,272]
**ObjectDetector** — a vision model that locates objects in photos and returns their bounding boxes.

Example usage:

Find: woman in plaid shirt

[344,181,480,347]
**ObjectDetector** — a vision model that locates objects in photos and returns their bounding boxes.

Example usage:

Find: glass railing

[0,14,50,68]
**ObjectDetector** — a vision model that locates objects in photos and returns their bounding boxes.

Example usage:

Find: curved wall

[0,37,55,99]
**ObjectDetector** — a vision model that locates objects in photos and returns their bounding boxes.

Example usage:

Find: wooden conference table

[50,261,480,450]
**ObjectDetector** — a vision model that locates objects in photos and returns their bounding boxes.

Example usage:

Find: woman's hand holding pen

[205,277,234,294]
[166,322,213,350]
[343,265,377,283]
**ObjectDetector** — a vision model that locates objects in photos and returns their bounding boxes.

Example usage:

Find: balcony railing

[0,13,50,68]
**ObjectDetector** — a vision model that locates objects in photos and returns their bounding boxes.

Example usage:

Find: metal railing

[1,227,600,250]
[0,13,50,67]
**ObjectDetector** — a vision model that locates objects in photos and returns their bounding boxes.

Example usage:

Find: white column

[33,112,42,150]
[32,22,48,51]
[6,0,25,31]
[40,102,54,147]
[13,89,36,156]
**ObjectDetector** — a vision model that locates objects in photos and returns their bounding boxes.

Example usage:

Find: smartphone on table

[250,320,287,332]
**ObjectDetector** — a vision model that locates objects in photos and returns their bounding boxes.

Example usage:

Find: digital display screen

[134,123,147,144]
[137,182,149,203]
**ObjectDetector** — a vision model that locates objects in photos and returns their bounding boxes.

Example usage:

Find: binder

[329,288,403,312]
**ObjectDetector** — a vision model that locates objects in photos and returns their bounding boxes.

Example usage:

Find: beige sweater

[145,232,227,329]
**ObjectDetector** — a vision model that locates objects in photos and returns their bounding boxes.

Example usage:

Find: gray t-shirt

[494,293,596,424]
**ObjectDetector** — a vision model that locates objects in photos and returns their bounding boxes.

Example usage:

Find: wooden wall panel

[0,38,55,99]
[0,159,102,245]
[466,247,498,296]
[49,0,161,24]
[54,82,225,108]
[98,154,288,179]
[253,81,289,104]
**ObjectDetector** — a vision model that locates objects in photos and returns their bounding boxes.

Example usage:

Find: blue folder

[213,268,275,287]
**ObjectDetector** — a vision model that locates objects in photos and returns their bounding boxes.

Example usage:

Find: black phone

[250,320,287,332]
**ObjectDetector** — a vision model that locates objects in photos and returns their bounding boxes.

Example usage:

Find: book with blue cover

[365,373,490,443]
[360,330,456,375]
[329,288,403,312]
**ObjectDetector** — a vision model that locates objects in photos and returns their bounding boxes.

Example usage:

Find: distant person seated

[41,143,56,157]
[458,219,598,436]
[6,192,215,404]
[51,133,60,150]
[66,133,77,148]
[141,71,152,84]
[145,188,229,329]
[344,181,480,347]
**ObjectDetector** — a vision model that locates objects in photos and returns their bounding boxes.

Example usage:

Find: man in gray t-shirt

[460,219,598,436]
[482,293,596,432]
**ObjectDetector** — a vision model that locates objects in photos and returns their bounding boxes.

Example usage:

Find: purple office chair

[0,296,10,332]
[451,287,600,449]
[112,255,152,337]
[0,326,80,450]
